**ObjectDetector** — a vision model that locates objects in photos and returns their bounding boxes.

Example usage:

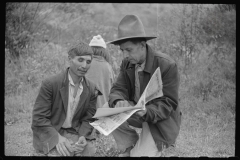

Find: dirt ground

[4,115,175,157]
[5,115,35,156]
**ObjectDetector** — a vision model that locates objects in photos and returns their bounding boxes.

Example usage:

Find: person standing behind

[85,35,115,108]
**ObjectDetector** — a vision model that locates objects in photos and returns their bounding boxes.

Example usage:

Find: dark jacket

[31,68,101,154]
[109,44,182,151]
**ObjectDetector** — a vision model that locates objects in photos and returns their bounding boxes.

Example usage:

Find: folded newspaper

[90,67,163,136]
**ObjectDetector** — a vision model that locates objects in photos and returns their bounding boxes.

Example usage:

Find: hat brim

[106,36,157,45]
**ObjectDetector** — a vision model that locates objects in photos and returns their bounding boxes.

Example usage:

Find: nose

[81,61,87,68]
[122,50,129,59]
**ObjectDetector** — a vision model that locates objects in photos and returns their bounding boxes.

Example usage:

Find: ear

[68,55,73,65]
[140,41,146,49]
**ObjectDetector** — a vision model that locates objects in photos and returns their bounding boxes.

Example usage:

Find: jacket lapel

[139,45,155,96]
[60,69,69,113]
[144,44,155,74]
[126,63,136,100]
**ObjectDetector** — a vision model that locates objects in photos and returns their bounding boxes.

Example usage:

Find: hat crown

[118,15,146,38]
[107,14,157,44]
[89,35,106,48]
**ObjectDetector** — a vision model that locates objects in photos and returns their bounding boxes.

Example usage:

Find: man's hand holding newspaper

[89,67,163,136]
[114,100,146,116]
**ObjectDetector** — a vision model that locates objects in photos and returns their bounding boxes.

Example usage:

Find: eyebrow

[78,56,92,60]
[120,47,131,51]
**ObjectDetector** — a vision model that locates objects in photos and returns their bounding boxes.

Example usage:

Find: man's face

[69,55,92,77]
[119,41,145,64]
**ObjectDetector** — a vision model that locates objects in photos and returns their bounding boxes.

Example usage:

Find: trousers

[112,114,162,157]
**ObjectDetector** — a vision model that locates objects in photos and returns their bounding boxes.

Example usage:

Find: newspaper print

[145,67,163,103]
[90,67,163,136]
[90,108,142,135]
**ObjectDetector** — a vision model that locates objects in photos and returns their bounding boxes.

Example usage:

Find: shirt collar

[135,60,146,71]
[68,71,83,87]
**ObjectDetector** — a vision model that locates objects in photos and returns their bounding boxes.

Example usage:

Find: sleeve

[78,86,100,140]
[31,79,59,153]
[110,66,116,85]
[108,61,130,108]
[142,63,180,123]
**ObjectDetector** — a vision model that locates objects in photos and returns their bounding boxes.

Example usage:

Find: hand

[135,108,147,117]
[72,136,87,155]
[115,100,134,108]
[56,133,73,156]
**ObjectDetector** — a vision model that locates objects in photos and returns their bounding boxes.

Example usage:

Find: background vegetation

[5,3,235,157]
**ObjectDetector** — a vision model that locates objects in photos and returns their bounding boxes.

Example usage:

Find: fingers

[65,139,74,153]
[75,153,82,156]
[78,136,85,142]
[56,143,65,156]
[77,136,87,145]
[115,100,130,108]
[56,144,61,156]
[56,143,71,156]
[62,142,71,156]
[135,109,147,117]
[68,139,74,145]
[73,142,86,152]
[75,142,87,148]
[72,137,87,153]
[72,145,84,152]
[115,101,123,108]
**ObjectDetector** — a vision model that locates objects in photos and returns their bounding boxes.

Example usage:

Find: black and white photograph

[5,3,235,157]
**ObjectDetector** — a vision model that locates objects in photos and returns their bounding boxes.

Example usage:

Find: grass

[4,42,235,157]
[4,79,235,157]
[5,84,37,125]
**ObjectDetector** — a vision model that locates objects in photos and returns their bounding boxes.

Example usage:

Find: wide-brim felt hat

[107,15,157,45]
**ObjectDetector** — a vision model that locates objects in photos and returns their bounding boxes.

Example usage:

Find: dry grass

[4,42,235,157]
[4,84,235,157]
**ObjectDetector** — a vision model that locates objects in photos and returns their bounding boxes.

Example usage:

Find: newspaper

[90,67,163,136]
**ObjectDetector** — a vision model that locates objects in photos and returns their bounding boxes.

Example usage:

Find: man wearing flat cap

[31,42,102,156]
[107,15,182,157]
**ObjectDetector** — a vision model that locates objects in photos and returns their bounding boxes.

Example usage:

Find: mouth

[129,59,136,64]
[77,69,86,74]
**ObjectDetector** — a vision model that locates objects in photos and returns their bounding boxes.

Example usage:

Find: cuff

[84,135,96,141]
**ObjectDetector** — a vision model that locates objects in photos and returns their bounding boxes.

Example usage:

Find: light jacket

[109,44,182,151]
[85,55,115,108]
[31,68,101,154]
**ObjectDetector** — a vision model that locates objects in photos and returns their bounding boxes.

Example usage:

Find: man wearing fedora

[107,15,182,157]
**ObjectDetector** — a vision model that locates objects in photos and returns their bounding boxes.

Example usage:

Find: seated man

[31,41,102,156]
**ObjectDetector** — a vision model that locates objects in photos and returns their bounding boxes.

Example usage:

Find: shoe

[118,146,133,157]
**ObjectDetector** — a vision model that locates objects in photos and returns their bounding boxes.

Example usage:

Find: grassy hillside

[90,3,159,35]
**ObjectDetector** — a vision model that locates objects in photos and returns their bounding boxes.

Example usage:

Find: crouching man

[31,42,102,156]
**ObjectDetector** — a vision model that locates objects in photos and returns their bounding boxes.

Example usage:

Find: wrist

[57,132,62,140]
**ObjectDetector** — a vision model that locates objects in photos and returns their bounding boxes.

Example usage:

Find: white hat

[89,35,106,49]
